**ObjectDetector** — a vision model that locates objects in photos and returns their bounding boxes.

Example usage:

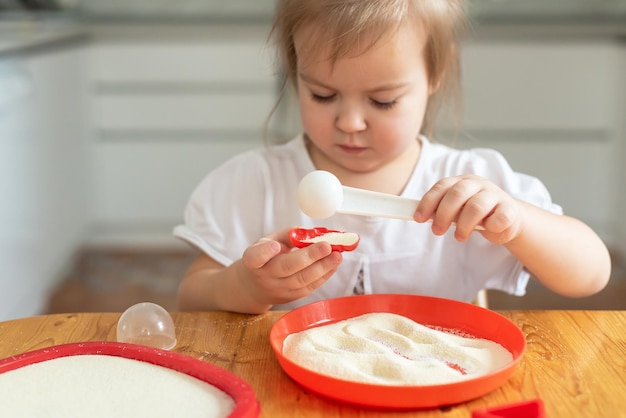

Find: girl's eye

[311,93,336,103]
[371,99,397,110]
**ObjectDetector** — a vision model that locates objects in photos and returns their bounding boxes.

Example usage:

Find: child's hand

[414,175,524,244]
[237,230,343,307]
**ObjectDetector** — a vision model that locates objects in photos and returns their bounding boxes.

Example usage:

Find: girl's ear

[428,79,441,96]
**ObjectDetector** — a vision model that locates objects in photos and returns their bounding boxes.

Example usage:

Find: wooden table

[0,310,624,417]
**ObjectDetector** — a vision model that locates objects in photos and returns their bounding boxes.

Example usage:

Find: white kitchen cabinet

[449,39,625,243]
[0,45,89,320]
[87,27,276,245]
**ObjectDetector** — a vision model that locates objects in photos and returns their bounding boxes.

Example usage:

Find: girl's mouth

[338,144,367,154]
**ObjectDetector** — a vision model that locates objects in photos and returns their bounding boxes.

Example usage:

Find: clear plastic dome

[116,302,177,350]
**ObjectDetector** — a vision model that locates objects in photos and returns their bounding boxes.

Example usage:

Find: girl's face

[294,23,435,176]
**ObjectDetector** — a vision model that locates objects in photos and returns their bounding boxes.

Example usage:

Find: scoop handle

[339,186,486,230]
[339,186,418,220]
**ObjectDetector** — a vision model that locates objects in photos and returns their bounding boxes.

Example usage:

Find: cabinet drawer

[92,140,262,223]
[94,91,275,132]
[90,41,274,83]
[461,41,617,131]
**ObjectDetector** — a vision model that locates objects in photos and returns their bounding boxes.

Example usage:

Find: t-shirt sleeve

[173,151,269,266]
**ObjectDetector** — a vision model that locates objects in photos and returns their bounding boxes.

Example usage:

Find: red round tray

[0,341,260,418]
[270,294,526,409]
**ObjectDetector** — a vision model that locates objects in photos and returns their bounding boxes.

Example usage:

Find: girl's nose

[335,105,367,133]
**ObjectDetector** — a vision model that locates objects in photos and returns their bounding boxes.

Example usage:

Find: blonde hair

[269,0,466,138]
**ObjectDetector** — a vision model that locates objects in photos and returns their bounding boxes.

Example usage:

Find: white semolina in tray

[0,342,259,418]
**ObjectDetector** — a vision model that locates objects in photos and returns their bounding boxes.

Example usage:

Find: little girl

[174,0,611,313]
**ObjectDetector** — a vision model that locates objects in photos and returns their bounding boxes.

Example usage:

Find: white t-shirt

[174,135,562,310]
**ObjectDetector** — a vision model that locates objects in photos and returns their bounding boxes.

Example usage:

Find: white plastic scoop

[296,170,485,229]
[297,170,419,220]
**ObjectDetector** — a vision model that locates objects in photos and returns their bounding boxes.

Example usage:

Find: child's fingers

[287,251,342,293]
[274,241,333,277]
[454,191,498,239]
[298,264,340,294]
[481,199,522,234]
[414,178,455,222]
[256,244,341,302]
[241,238,282,270]
[432,179,482,232]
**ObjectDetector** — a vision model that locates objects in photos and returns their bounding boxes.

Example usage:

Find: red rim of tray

[0,341,260,418]
[270,294,526,409]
